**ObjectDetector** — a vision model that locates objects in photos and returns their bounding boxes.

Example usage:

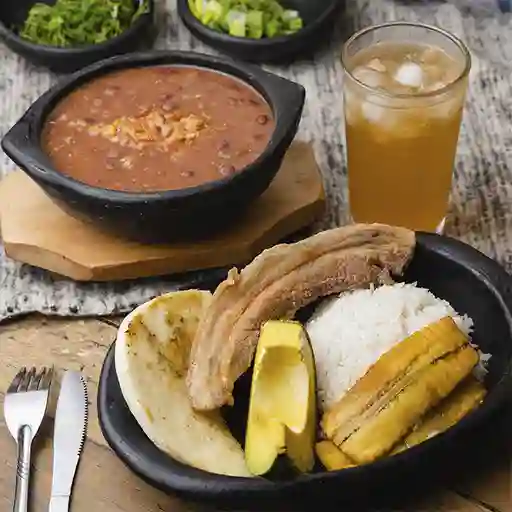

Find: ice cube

[421,64,445,87]
[420,46,442,65]
[361,98,387,124]
[352,66,385,89]
[426,81,447,93]
[394,62,424,88]
[361,101,426,141]
[367,58,387,73]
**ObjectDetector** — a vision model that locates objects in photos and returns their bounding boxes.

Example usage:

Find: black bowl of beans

[1,50,305,243]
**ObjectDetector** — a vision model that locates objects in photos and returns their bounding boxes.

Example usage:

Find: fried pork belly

[187,224,415,411]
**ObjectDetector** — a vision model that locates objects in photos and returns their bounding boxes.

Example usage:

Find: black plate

[97,232,512,510]
[0,0,156,73]
[177,0,343,64]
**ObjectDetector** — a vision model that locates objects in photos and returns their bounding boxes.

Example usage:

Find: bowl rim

[0,0,154,55]
[97,232,512,499]
[177,0,341,48]
[1,50,305,204]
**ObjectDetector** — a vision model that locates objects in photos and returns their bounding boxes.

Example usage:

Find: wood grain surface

[0,315,510,512]
[0,142,325,282]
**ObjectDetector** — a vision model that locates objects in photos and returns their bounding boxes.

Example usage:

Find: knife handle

[49,496,70,512]
[13,425,32,512]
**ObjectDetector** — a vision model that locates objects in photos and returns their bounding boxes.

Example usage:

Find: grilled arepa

[321,317,479,465]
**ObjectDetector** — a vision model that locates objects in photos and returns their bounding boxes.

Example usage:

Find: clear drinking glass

[341,22,471,232]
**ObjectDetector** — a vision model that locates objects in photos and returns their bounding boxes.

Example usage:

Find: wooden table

[0,315,510,512]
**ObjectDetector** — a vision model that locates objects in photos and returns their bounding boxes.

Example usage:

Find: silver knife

[49,371,88,512]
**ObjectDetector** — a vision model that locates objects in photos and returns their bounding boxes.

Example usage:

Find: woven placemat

[0,0,511,323]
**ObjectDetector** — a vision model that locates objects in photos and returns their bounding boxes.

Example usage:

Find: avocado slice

[245,320,317,475]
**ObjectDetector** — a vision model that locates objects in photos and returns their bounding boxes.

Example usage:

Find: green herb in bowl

[188,0,303,38]
[18,0,149,47]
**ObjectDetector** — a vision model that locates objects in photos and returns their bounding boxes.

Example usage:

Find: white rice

[305,283,474,411]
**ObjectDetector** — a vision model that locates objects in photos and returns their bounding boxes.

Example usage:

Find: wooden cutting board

[0,142,325,282]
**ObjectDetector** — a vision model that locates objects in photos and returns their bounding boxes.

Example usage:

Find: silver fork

[4,367,53,512]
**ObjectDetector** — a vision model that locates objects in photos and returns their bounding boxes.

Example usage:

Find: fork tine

[7,367,27,393]
[19,367,36,392]
[28,368,45,391]
[39,367,54,391]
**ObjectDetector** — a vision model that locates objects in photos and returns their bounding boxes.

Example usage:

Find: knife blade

[49,371,88,512]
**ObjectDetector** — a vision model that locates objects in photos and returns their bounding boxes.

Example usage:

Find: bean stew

[42,66,275,192]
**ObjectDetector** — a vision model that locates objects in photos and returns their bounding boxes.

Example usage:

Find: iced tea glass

[342,23,471,232]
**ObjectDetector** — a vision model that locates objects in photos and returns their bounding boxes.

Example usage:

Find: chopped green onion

[188,0,304,39]
[226,10,247,37]
[246,10,263,39]
[265,18,279,38]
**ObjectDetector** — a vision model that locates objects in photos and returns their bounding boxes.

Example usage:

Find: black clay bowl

[1,51,305,243]
[97,232,512,510]
[0,0,156,73]
[177,0,343,63]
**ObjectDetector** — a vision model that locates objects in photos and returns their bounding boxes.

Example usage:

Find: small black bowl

[177,0,343,63]
[1,50,305,243]
[97,232,512,510]
[0,0,156,73]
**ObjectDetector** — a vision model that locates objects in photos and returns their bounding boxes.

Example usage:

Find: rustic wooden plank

[455,459,511,512]
[452,406,512,512]
[0,314,117,447]
[415,490,490,511]
[99,316,125,328]
[0,315,207,512]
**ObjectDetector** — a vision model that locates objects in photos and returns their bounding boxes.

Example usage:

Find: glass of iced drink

[342,22,471,232]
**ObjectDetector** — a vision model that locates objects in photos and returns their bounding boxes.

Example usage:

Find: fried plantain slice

[316,441,356,471]
[322,317,469,442]
[321,317,480,465]
[339,345,479,464]
[392,377,486,454]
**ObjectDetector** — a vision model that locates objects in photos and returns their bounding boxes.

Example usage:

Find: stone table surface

[0,315,510,512]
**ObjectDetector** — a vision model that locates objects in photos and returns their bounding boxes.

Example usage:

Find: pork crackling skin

[186,223,416,411]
